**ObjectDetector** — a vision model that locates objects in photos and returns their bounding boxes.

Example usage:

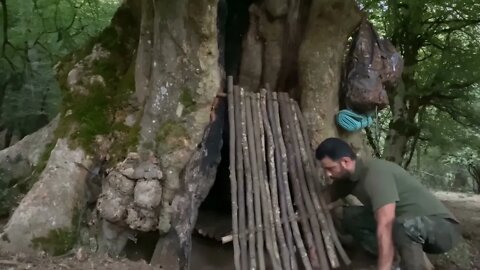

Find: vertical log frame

[228,77,241,270]
[271,92,312,270]
[260,89,291,270]
[252,93,282,269]
[235,86,249,270]
[245,93,265,270]
[269,91,298,270]
[241,88,257,269]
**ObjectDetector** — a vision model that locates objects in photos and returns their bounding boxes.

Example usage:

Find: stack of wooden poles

[226,76,351,270]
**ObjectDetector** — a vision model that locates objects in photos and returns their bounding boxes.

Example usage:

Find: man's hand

[375,203,396,270]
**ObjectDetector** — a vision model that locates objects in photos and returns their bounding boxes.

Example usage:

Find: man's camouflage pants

[341,206,462,270]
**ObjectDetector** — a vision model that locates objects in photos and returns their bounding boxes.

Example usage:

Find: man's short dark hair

[315,137,356,161]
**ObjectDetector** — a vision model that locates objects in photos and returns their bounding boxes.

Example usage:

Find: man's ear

[339,157,350,167]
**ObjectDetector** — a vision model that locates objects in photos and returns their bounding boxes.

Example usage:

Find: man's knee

[394,216,462,254]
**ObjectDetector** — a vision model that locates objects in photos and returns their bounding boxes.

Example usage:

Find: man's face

[320,157,352,181]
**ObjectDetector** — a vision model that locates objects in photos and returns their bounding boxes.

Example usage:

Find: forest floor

[0,191,478,270]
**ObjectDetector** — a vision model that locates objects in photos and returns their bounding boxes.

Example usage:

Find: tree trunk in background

[0,0,373,268]
[382,71,420,165]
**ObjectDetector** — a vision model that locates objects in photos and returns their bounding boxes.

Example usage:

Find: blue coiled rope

[336,109,374,132]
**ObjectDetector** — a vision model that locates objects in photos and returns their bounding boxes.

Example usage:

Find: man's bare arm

[375,203,396,270]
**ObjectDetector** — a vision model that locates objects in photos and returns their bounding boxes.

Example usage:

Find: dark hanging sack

[344,19,403,113]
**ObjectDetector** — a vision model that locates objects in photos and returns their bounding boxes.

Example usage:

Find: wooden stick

[228,77,241,270]
[289,98,339,268]
[277,93,320,269]
[271,92,312,270]
[269,91,297,270]
[293,101,351,266]
[252,93,282,269]
[241,88,257,270]
[245,94,265,270]
[281,94,330,270]
[234,85,248,270]
[260,89,291,270]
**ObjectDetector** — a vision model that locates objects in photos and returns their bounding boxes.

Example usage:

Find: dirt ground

[0,191,478,270]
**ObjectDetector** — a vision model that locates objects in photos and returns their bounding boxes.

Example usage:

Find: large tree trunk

[0,0,372,268]
[299,1,371,158]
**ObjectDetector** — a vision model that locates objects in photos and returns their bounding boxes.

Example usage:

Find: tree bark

[382,78,420,165]
[298,0,364,151]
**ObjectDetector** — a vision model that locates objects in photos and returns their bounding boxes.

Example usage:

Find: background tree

[361,0,480,167]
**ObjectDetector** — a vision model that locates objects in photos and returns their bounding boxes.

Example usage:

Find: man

[316,137,462,270]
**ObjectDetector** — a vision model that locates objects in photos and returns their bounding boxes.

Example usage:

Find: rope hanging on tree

[336,109,374,132]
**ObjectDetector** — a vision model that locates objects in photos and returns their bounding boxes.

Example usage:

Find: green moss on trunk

[31,207,81,256]
[54,3,140,163]
[156,120,189,154]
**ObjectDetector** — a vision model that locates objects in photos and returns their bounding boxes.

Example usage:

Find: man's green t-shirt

[331,157,457,222]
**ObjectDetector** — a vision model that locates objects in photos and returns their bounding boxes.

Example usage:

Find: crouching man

[316,137,462,270]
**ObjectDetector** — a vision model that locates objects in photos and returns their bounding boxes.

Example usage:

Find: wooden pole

[260,89,291,270]
[234,85,248,270]
[241,88,257,269]
[252,93,282,269]
[289,98,339,268]
[293,101,351,266]
[277,93,321,269]
[245,93,265,270]
[281,94,330,270]
[228,77,241,270]
[271,92,312,270]
[268,91,298,270]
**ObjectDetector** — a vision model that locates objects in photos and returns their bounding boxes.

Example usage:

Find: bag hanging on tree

[344,19,404,114]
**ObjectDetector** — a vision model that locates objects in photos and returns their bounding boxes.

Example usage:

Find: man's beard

[331,170,351,181]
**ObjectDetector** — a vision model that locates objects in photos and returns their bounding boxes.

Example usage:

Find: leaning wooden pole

[227,77,241,270]
[240,88,257,270]
[260,89,291,270]
[289,97,339,268]
[268,91,298,270]
[282,95,330,270]
[278,93,322,269]
[293,101,351,266]
[271,92,312,270]
[252,93,282,269]
[234,85,248,270]
[245,93,265,270]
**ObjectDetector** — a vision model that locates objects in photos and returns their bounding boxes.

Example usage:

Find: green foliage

[359,0,480,174]
[0,0,120,146]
